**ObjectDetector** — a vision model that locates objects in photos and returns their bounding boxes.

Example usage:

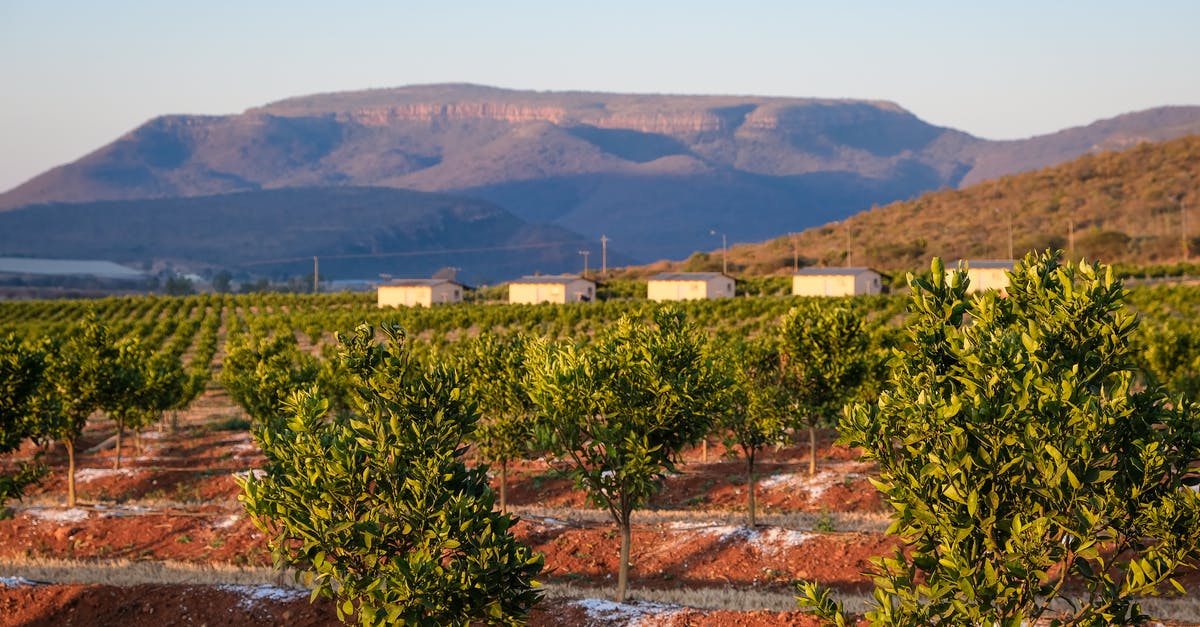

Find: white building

[508,275,595,304]
[954,260,1015,294]
[792,267,882,297]
[377,279,464,308]
[646,272,735,301]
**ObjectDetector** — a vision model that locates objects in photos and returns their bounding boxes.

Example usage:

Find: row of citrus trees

[0,315,208,507]
[226,254,1200,626]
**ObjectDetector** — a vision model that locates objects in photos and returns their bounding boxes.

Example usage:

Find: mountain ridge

[2,84,1198,263]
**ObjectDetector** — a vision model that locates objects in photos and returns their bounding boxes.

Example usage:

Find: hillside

[665,134,1200,276]
[3,85,1198,263]
[0,187,619,284]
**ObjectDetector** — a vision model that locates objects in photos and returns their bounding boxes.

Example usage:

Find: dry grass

[511,505,891,534]
[0,556,304,589]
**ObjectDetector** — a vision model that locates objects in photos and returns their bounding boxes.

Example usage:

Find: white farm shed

[792,267,882,297]
[508,275,595,304]
[954,260,1015,294]
[377,279,464,308]
[646,272,735,302]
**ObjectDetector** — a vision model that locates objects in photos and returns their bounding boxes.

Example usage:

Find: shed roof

[381,279,463,288]
[0,257,145,280]
[510,274,593,285]
[793,267,878,276]
[648,272,728,281]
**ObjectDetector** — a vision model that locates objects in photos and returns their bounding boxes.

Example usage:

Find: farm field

[1,385,890,626]
[3,280,1200,625]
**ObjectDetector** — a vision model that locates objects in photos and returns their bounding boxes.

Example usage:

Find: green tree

[238,323,542,626]
[460,332,537,513]
[779,300,871,475]
[800,253,1200,625]
[1140,321,1200,400]
[525,307,730,602]
[719,338,788,527]
[40,316,126,507]
[110,348,188,467]
[0,334,49,504]
[220,334,321,426]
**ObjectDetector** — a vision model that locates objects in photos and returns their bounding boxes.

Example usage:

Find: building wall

[856,272,882,295]
[378,286,432,308]
[430,283,462,304]
[793,272,882,297]
[509,280,593,304]
[647,277,734,301]
[965,268,1011,293]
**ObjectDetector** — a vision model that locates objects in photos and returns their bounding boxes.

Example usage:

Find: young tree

[460,332,537,513]
[719,338,788,527]
[800,253,1200,625]
[779,301,871,475]
[220,334,321,426]
[105,339,148,470]
[525,308,730,602]
[0,334,48,504]
[238,323,542,626]
[40,316,125,507]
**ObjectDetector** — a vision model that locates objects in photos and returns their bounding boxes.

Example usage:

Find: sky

[1,0,1198,193]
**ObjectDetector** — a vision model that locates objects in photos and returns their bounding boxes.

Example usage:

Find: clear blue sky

[2,0,1197,193]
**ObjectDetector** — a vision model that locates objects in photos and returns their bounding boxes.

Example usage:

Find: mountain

[2,84,1199,263]
[0,187,622,284]
[658,134,1200,276]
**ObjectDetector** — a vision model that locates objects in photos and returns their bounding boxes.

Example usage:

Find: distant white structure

[508,275,595,304]
[954,260,1016,294]
[377,279,464,308]
[0,257,145,280]
[792,267,882,297]
[646,272,735,301]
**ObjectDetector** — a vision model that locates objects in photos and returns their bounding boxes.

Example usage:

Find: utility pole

[845,223,852,268]
[1068,219,1075,257]
[792,233,799,272]
[578,250,590,277]
[1182,194,1190,262]
[313,256,319,294]
[600,235,609,276]
[1007,210,1014,260]
[710,230,727,275]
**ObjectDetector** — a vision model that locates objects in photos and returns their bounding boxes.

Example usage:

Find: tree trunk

[701,438,708,463]
[114,423,123,470]
[67,438,77,507]
[747,450,757,528]
[808,423,817,476]
[617,519,632,603]
[499,459,508,513]
[134,429,142,456]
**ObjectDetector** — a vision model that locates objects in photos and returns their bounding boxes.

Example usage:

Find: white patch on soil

[665,522,812,555]
[92,504,153,518]
[751,527,814,555]
[75,468,142,483]
[26,507,90,523]
[0,577,41,588]
[757,469,861,500]
[218,584,308,611]
[214,513,242,529]
[231,442,259,455]
[574,598,683,626]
